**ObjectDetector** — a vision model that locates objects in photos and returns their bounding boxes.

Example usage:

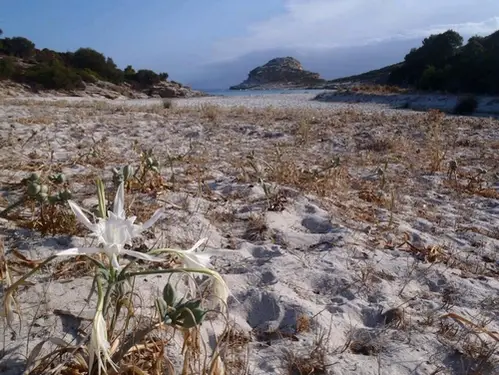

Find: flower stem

[127,267,214,279]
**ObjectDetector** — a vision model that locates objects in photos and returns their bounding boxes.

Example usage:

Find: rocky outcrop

[230,57,325,90]
[146,80,206,98]
[0,78,207,99]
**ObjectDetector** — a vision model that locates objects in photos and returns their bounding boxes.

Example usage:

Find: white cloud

[209,0,499,63]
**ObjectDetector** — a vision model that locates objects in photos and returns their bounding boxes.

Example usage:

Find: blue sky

[2,0,499,84]
[1,0,285,75]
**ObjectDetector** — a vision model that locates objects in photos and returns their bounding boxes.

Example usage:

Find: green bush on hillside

[24,61,84,90]
[0,33,170,91]
[124,68,169,86]
[71,48,124,84]
[0,36,36,58]
[77,68,98,83]
[0,56,17,79]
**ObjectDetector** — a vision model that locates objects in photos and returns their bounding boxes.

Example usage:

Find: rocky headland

[229,57,325,90]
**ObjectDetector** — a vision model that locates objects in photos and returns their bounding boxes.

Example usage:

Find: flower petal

[111,254,120,270]
[54,247,102,256]
[68,200,95,232]
[88,310,117,374]
[121,249,164,262]
[186,238,208,253]
[139,208,164,232]
[113,182,125,219]
[182,253,212,269]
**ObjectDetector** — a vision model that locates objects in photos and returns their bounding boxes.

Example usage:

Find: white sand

[1,93,498,375]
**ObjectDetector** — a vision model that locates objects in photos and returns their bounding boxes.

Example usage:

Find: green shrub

[0,56,16,80]
[134,69,161,86]
[70,48,123,84]
[0,36,36,58]
[77,68,98,83]
[71,48,107,73]
[24,61,83,90]
[454,95,478,115]
[35,48,61,64]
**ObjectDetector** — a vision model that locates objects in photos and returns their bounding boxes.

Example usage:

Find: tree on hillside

[389,30,464,87]
[404,30,463,69]
[0,29,3,36]
[71,48,108,74]
[70,48,124,83]
[134,69,161,86]
[1,36,36,58]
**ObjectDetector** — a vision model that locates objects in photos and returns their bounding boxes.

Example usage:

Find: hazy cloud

[208,0,499,63]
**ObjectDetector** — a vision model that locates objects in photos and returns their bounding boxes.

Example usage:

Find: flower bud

[162,283,176,306]
[27,182,41,197]
[123,165,134,181]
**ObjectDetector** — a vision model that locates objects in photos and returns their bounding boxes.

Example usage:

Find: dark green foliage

[71,48,107,73]
[35,48,61,64]
[124,65,136,81]
[389,29,499,94]
[134,69,162,86]
[24,60,83,90]
[0,36,36,58]
[0,56,16,79]
[0,34,169,91]
[77,68,98,83]
[70,48,124,83]
[454,96,478,115]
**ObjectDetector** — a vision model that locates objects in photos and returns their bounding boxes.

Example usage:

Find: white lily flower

[177,238,213,269]
[88,308,117,375]
[55,182,164,269]
[151,238,230,308]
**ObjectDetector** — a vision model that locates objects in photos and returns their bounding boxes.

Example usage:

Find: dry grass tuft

[242,214,269,243]
[219,323,252,375]
[20,202,79,236]
[438,313,499,374]
[347,84,409,95]
[199,103,221,122]
[296,314,311,334]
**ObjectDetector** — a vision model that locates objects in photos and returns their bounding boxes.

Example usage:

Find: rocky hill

[229,57,325,90]
[0,34,206,99]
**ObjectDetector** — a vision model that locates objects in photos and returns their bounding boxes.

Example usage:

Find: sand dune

[1,94,498,375]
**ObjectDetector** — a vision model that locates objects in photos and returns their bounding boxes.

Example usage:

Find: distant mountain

[229,57,325,90]
[184,38,423,90]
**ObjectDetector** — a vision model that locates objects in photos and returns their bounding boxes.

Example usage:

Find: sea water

[202,88,328,97]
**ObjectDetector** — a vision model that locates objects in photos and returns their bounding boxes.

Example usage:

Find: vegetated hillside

[0,32,204,98]
[229,57,325,90]
[327,63,403,85]
[388,29,499,94]
[332,29,499,95]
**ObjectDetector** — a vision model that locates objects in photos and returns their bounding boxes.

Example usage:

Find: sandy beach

[1,92,499,375]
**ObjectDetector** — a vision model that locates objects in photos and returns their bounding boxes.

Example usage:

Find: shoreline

[314,91,499,117]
